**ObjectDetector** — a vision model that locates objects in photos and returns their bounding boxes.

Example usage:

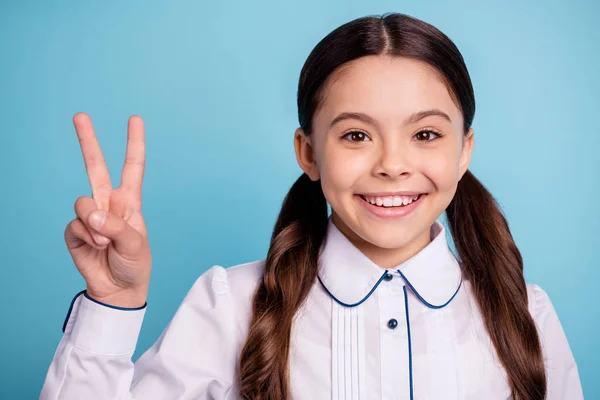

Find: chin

[358,224,424,250]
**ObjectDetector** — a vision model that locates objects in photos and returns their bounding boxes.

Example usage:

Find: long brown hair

[238,12,546,400]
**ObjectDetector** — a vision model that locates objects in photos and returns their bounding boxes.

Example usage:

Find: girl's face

[295,55,474,268]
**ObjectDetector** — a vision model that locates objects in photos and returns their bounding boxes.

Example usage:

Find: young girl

[41,12,582,400]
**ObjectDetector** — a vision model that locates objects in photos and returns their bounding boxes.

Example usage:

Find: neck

[330,212,433,269]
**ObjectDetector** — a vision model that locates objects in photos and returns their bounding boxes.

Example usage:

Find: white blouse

[40,219,584,399]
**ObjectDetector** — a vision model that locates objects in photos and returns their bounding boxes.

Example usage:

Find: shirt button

[383,272,393,281]
[387,318,398,329]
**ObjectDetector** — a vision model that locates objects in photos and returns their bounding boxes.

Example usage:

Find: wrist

[85,289,148,309]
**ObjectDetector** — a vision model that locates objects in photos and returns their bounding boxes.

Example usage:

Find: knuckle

[65,218,84,241]
[66,217,77,230]
[84,152,106,167]
[74,196,91,214]
[74,196,85,209]
[64,221,73,238]
[95,182,112,192]
[70,218,84,235]
[124,155,143,166]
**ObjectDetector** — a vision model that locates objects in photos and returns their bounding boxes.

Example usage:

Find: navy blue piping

[83,291,147,311]
[317,270,389,308]
[62,290,86,333]
[403,286,414,400]
[318,268,463,397]
[397,270,462,309]
[62,290,147,333]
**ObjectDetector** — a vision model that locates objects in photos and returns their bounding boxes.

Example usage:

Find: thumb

[88,210,144,258]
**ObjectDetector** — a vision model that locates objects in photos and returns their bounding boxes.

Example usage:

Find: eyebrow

[328,109,452,130]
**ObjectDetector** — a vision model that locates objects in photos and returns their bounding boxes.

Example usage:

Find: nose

[374,142,413,179]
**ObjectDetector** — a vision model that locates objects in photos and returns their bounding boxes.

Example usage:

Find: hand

[64,112,151,308]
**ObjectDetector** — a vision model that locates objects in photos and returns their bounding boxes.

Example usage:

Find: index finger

[73,112,113,211]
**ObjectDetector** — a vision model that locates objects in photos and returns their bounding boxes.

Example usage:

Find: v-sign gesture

[64,112,152,308]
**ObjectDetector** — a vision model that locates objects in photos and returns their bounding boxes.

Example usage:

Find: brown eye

[414,130,441,141]
[342,130,370,142]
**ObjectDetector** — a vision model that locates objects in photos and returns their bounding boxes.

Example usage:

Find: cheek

[420,149,461,191]
[319,145,371,193]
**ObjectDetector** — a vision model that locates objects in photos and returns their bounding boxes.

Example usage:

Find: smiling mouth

[358,193,424,208]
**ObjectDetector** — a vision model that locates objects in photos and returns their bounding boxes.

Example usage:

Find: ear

[458,128,474,179]
[294,127,320,181]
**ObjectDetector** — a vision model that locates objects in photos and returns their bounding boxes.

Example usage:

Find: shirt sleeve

[528,284,584,400]
[40,265,241,400]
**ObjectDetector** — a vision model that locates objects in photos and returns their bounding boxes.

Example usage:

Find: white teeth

[363,194,421,207]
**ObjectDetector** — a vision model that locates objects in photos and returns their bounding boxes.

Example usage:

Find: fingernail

[90,211,106,229]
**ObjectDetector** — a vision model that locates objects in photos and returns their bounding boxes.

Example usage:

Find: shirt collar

[317,218,463,308]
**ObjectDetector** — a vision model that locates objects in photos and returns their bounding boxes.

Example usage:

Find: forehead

[314,55,463,130]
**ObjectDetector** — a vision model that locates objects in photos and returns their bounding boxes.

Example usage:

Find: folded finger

[74,196,111,246]
[65,218,109,251]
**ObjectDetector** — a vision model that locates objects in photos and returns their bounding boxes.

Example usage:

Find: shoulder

[186,259,265,314]
[525,283,555,322]
[224,258,267,295]
[525,283,570,348]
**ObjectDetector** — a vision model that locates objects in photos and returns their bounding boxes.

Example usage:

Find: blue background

[1,0,598,398]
